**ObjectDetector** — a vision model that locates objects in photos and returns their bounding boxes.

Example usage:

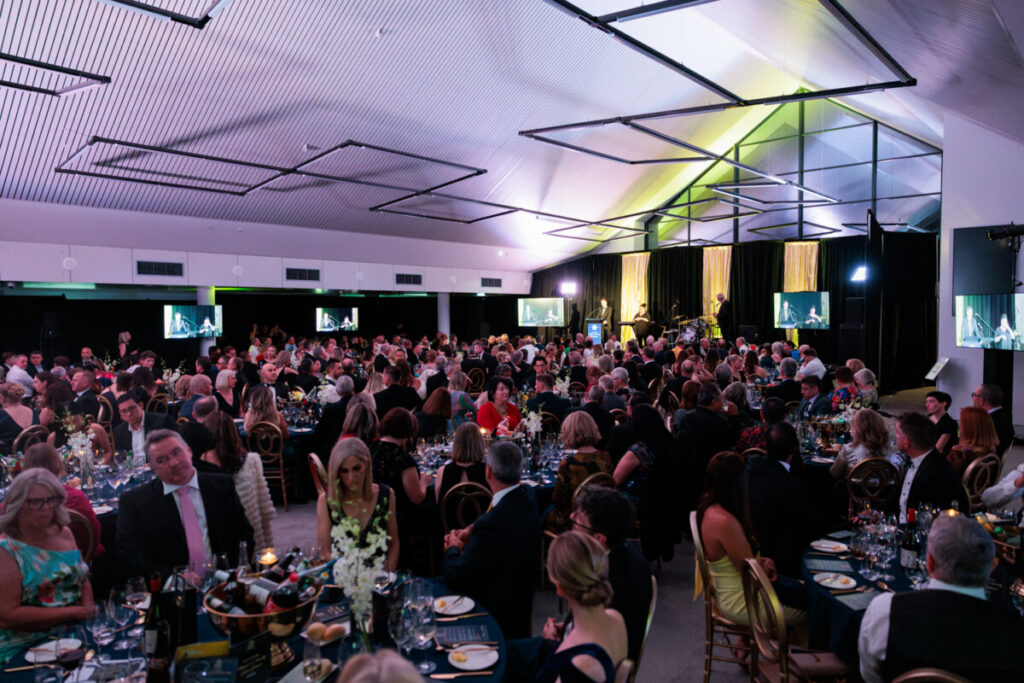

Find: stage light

[560,281,578,296]
[851,266,867,282]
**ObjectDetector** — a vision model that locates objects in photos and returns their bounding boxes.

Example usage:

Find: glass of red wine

[55,624,88,675]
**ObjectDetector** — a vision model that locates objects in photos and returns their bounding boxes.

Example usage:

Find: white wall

[0,199,543,294]
[938,114,1024,424]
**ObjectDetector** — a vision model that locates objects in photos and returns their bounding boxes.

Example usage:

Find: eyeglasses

[970,392,981,398]
[570,511,596,534]
[25,496,62,511]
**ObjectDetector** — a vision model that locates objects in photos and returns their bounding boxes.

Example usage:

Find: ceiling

[0,0,1021,263]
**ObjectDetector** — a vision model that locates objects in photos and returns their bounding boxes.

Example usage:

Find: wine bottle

[145,619,172,683]
[262,551,296,583]
[900,509,922,570]
[206,595,247,616]
[264,573,300,612]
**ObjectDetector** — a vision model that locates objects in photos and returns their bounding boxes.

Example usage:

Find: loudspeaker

[839,323,864,362]
[42,312,62,338]
[738,325,757,342]
[846,297,865,326]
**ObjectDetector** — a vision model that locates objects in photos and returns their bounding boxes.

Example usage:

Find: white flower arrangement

[317,383,340,405]
[330,511,389,650]
[554,376,570,397]
[521,411,542,437]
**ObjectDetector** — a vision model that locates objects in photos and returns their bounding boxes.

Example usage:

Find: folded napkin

[835,590,881,611]
[805,559,855,573]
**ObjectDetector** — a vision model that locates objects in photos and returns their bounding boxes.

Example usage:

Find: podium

[585,319,604,345]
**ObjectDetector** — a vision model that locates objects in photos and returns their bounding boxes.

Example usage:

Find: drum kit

[667,314,714,344]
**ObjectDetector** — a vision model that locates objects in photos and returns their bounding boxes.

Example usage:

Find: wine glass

[302,641,322,682]
[89,605,118,651]
[388,603,416,657]
[106,589,137,651]
[123,580,147,640]
[858,527,881,581]
[876,525,897,581]
[55,625,88,676]
[410,605,438,674]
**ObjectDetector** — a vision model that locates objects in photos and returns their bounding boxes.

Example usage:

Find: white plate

[810,540,849,553]
[447,644,499,671]
[810,456,835,465]
[292,427,313,433]
[25,638,82,663]
[435,595,475,615]
[92,504,113,515]
[814,573,857,589]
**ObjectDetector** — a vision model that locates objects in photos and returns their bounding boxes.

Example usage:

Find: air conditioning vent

[136,260,183,277]
[395,273,422,285]
[481,277,502,288]
[286,268,320,281]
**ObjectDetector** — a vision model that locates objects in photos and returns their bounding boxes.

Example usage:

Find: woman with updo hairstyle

[0,382,38,454]
[535,531,626,683]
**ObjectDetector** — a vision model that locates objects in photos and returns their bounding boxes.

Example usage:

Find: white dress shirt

[5,364,34,397]
[898,451,929,523]
[858,578,987,683]
[799,357,826,380]
[163,471,213,561]
[129,421,147,457]
[981,462,1024,509]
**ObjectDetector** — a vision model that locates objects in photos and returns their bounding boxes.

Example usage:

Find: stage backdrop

[529,253,622,342]
[619,252,650,343]
[702,246,732,334]
[648,246,703,328]
[730,241,784,345]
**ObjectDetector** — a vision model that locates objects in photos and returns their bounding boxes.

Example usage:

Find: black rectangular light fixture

[95,0,233,29]
[0,52,110,96]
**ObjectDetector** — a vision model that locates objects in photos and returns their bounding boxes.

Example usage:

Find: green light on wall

[22,282,96,290]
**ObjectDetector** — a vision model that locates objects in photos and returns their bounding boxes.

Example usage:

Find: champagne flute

[124,578,148,639]
[302,641,322,682]
[107,587,137,650]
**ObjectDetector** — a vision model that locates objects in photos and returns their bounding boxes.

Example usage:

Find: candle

[259,548,278,566]
[479,427,488,436]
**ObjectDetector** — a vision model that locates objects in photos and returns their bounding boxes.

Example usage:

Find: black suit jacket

[989,407,1015,457]
[640,360,661,385]
[568,366,588,386]
[425,371,448,398]
[678,407,737,473]
[796,393,831,419]
[442,484,541,639]
[764,379,801,404]
[609,542,653,662]
[74,389,100,419]
[526,392,571,420]
[746,455,824,578]
[373,354,389,373]
[905,450,969,516]
[315,394,352,455]
[113,412,174,452]
[116,473,253,581]
[461,358,486,377]
[373,385,422,419]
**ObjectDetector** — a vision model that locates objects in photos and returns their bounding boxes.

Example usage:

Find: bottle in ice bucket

[264,573,300,612]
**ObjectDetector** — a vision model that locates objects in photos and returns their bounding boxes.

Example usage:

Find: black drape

[648,246,703,326]
[881,233,937,391]
[529,254,622,341]
[730,241,784,344]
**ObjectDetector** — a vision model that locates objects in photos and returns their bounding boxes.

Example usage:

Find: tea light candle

[259,548,278,566]
[480,427,488,436]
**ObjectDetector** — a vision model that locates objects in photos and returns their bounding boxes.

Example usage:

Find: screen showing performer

[517,297,565,327]
[772,292,830,330]
[163,305,222,339]
[316,307,359,332]
[955,294,1024,350]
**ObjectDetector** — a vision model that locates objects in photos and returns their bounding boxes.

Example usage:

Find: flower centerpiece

[65,425,96,487]
[330,512,389,652]
[553,376,570,397]
[521,410,542,438]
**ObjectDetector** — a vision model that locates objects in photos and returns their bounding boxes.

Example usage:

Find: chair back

[176,416,190,427]
[660,389,679,414]
[440,481,492,534]
[784,400,800,418]
[146,393,170,415]
[13,425,49,454]
[891,669,972,683]
[540,411,561,434]
[239,383,251,412]
[568,381,587,395]
[690,510,718,606]
[571,471,616,507]
[962,453,1000,511]
[614,659,634,683]
[847,457,900,517]
[741,558,789,679]
[467,368,486,397]
[67,509,97,564]
[610,409,628,425]
[629,576,657,682]
[96,394,115,427]
[309,452,328,497]
[247,421,285,466]
[741,447,766,461]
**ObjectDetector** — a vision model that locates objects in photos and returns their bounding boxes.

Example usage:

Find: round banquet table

[3,579,506,682]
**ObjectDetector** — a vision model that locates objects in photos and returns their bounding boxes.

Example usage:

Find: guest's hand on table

[758,557,778,581]
[1014,472,1024,489]
[542,617,564,641]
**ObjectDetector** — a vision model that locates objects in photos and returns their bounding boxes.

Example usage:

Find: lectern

[585,319,604,345]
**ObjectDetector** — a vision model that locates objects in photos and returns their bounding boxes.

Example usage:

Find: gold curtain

[783,241,820,343]
[620,252,650,344]
[702,247,732,336]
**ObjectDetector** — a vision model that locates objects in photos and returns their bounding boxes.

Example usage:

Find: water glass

[301,641,321,682]
[89,607,118,648]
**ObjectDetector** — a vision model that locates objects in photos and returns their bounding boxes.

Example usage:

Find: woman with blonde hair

[845,358,866,375]
[547,412,612,532]
[0,382,37,454]
[950,406,999,474]
[342,395,379,448]
[173,374,193,404]
[0,469,95,662]
[535,531,626,683]
[362,372,385,396]
[243,384,288,434]
[337,650,422,683]
[434,422,488,504]
[830,408,898,479]
[204,411,275,550]
[214,369,240,418]
[316,437,398,571]
[447,371,475,424]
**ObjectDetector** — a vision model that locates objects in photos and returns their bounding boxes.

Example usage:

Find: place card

[805,559,854,573]
[835,590,881,611]
[229,631,272,683]
[436,624,491,646]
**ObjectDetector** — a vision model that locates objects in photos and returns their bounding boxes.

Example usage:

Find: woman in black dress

[434,422,487,505]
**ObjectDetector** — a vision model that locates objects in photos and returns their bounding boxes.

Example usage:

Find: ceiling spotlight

[231,264,244,276]
[62,257,77,271]
[497,250,505,257]
[851,266,867,282]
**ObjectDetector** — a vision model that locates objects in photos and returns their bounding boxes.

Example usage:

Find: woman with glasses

[0,469,95,662]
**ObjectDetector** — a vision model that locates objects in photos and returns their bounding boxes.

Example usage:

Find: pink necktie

[176,487,208,569]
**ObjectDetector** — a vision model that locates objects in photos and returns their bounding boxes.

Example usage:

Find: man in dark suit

[340,358,367,394]
[443,441,541,639]
[258,364,289,403]
[795,376,831,420]
[26,351,44,378]
[564,385,614,446]
[521,355,548,389]
[639,346,661,385]
[606,392,651,464]
[461,345,487,378]
[70,370,100,419]
[858,513,1024,682]
[598,376,626,412]
[373,343,390,373]
[746,422,824,578]
[315,376,354,456]
[116,429,253,581]
[764,358,801,404]
[114,394,174,453]
[567,352,588,387]
[595,298,613,341]
[374,365,422,418]
[677,382,737,473]
[897,412,969,522]
[425,360,450,397]
[177,397,221,474]
[526,373,571,420]
[973,383,1015,457]
[178,374,213,421]
[714,292,733,342]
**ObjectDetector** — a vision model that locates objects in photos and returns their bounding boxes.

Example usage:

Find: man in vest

[858,513,1024,682]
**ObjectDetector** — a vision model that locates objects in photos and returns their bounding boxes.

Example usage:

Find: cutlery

[437,612,487,622]
[876,580,894,592]
[430,672,494,679]
[434,638,498,649]
[829,585,869,595]
[437,645,499,653]
[5,664,53,673]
